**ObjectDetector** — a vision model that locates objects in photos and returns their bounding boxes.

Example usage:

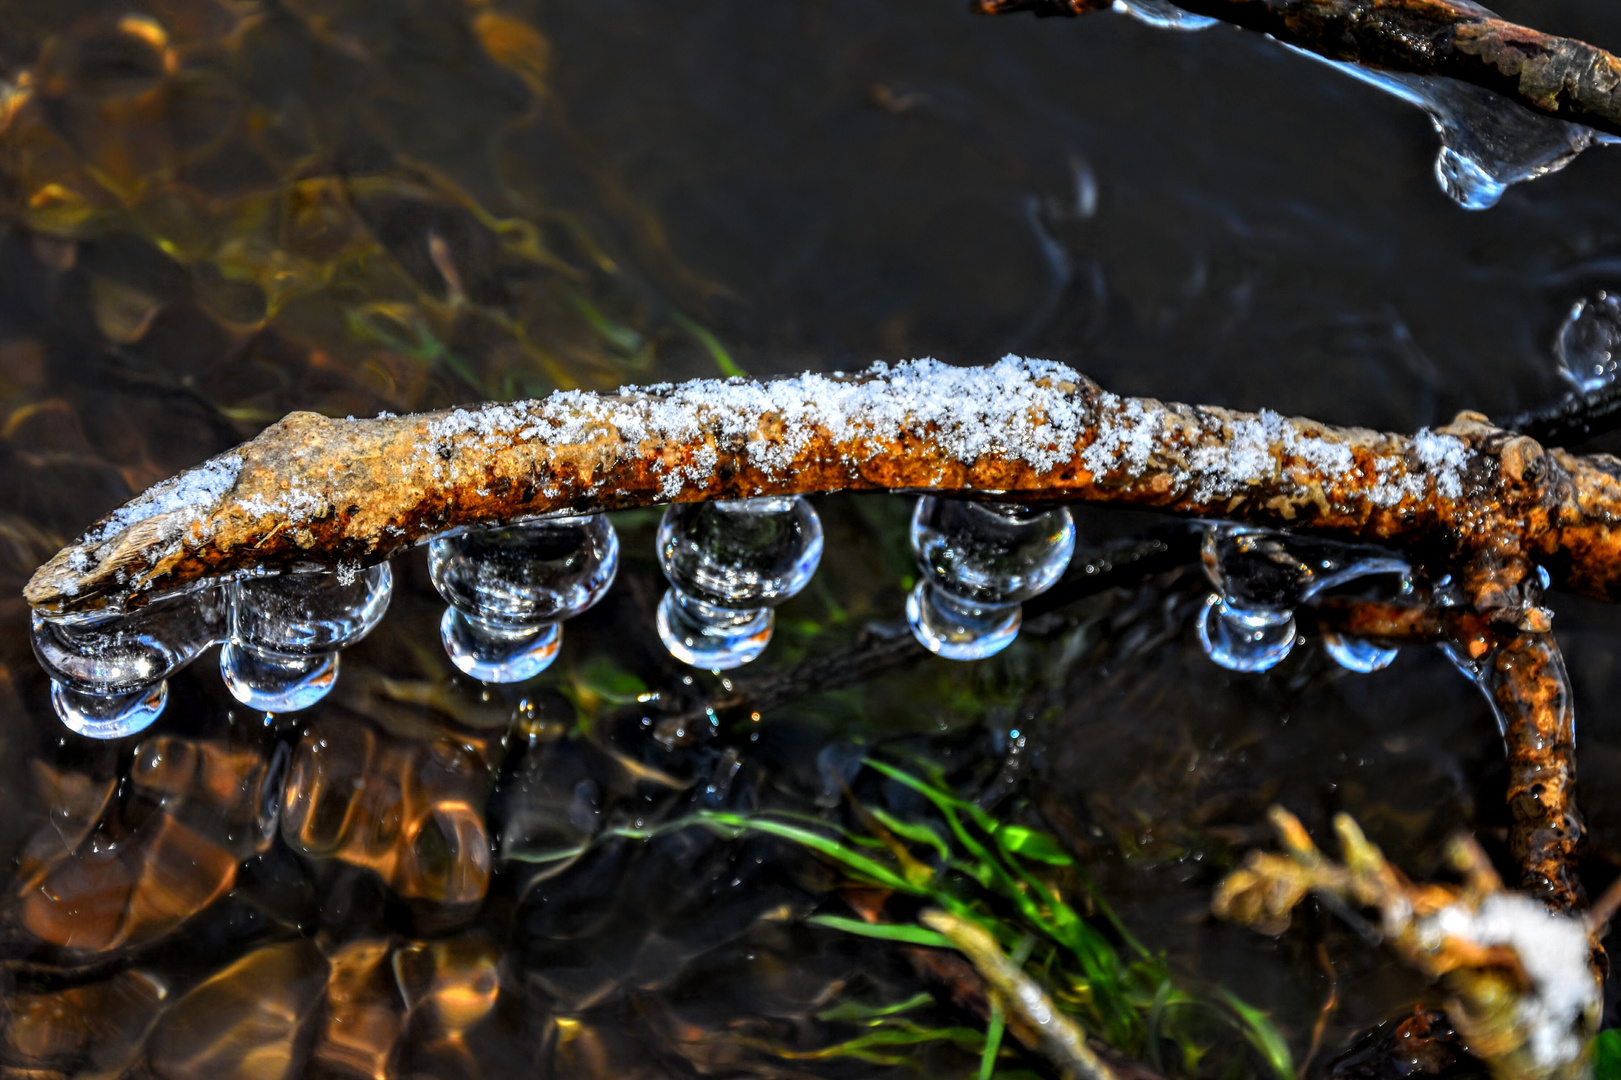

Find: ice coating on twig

[30,354,1621,618]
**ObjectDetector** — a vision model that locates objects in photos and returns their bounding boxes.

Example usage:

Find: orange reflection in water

[315,939,402,1080]
[281,717,493,906]
[11,731,276,954]
[145,939,329,1080]
[3,968,166,1077]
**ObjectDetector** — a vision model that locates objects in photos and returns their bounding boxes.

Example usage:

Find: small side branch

[975,0,1621,141]
[1482,632,1584,911]
[1313,600,1584,913]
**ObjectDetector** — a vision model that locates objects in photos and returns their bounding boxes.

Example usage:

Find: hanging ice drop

[1286,47,1614,210]
[32,587,224,738]
[657,496,823,669]
[220,564,392,712]
[1198,526,1409,674]
[429,515,619,682]
[906,497,1074,661]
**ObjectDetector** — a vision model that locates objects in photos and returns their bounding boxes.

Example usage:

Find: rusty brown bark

[1313,598,1584,912]
[22,360,1621,620]
[975,0,1621,142]
[1482,631,1584,911]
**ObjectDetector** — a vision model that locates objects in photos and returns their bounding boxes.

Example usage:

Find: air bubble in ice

[1554,291,1621,393]
[657,496,823,669]
[906,497,1074,661]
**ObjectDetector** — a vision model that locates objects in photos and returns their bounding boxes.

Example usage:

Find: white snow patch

[1426,894,1598,1071]
[417,357,1095,487]
[1414,429,1469,499]
[237,485,328,522]
[81,455,242,547]
[1081,394,1160,478]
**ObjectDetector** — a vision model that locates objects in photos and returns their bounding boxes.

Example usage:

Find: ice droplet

[1553,291,1621,393]
[907,498,1074,661]
[657,496,823,669]
[1198,526,1408,674]
[221,563,392,712]
[1288,47,1614,210]
[1322,631,1399,674]
[429,515,618,682]
[1197,594,1297,672]
[32,587,225,738]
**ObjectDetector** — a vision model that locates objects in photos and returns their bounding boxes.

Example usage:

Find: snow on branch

[22,357,1621,619]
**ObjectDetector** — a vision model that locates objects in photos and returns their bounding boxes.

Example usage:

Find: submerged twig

[975,0,1621,141]
[921,908,1121,1080]
[1214,807,1601,1080]
[24,358,1621,620]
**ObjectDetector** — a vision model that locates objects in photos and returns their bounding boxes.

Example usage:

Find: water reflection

[280,716,493,909]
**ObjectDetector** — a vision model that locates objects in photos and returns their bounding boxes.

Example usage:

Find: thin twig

[1482,630,1585,911]
[976,0,1621,141]
[1506,383,1621,448]
[921,908,1122,1080]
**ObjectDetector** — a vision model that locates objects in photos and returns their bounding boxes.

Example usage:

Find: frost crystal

[82,455,243,547]
[420,356,1092,484]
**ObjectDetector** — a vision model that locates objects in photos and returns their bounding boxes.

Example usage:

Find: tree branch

[23,358,1621,619]
[975,0,1621,142]
[1312,598,1584,912]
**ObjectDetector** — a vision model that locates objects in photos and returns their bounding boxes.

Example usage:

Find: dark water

[3,1,1621,1077]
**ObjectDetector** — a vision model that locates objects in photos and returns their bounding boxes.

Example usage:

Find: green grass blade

[1218,990,1296,1080]
[979,1003,1006,1080]
[818,992,936,1022]
[670,310,746,377]
[807,915,954,949]
[996,824,1074,866]
[868,806,954,863]
[696,811,921,894]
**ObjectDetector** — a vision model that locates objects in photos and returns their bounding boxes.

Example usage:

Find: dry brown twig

[974,0,1621,142]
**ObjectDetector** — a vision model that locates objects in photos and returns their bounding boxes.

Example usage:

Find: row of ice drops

[32,494,1408,739]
